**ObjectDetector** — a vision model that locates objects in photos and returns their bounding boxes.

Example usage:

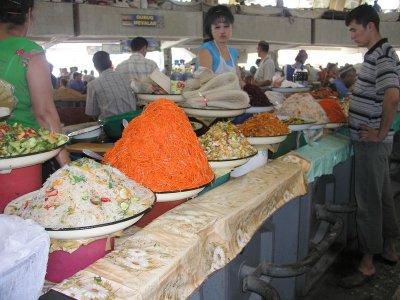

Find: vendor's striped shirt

[348,38,400,143]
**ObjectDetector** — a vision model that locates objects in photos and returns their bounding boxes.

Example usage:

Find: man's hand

[359,124,383,142]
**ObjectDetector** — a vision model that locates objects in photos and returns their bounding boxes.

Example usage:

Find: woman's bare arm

[27,53,70,166]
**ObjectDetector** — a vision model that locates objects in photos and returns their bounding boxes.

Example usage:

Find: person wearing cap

[0,0,69,167]
[319,62,339,87]
[283,49,308,81]
[86,51,137,120]
[339,4,400,288]
[197,5,244,87]
[69,72,86,94]
[252,40,275,88]
[115,36,159,93]
[330,65,357,98]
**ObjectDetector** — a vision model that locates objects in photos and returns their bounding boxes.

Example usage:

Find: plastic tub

[0,164,42,213]
[103,110,142,140]
[46,237,115,283]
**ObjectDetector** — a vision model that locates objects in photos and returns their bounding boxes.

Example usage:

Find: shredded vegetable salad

[4,158,155,229]
[199,121,257,160]
[0,122,68,157]
[238,113,290,137]
[103,99,214,192]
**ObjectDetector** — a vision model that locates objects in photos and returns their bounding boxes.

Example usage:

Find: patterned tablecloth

[51,154,309,299]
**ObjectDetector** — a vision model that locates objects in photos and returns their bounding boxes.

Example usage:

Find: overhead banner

[121,14,163,28]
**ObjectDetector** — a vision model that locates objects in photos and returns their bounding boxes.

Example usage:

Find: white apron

[214,41,236,75]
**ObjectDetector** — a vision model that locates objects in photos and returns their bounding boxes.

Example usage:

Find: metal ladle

[82,149,104,161]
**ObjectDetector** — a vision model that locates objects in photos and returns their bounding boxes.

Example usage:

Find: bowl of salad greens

[0,122,68,171]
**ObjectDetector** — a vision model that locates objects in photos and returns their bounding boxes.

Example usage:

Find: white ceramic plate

[325,122,346,129]
[247,135,288,145]
[68,125,101,140]
[6,190,153,240]
[272,87,310,93]
[245,106,274,114]
[308,123,327,130]
[276,116,316,131]
[137,94,183,103]
[209,152,258,169]
[181,106,250,118]
[156,187,205,202]
[47,214,147,240]
[155,179,213,202]
[0,137,69,172]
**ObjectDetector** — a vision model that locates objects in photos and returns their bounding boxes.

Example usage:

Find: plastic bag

[0,215,50,300]
[0,79,18,118]
[303,128,324,144]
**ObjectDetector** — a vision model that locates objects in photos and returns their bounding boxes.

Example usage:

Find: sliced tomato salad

[0,121,68,157]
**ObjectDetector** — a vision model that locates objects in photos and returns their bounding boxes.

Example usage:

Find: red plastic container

[0,164,42,213]
[135,199,187,228]
[46,237,115,283]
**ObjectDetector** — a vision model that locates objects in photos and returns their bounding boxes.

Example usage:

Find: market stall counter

[42,152,309,299]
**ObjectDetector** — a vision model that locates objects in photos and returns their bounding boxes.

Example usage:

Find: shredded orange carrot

[103,99,214,192]
[318,98,347,123]
[238,113,290,137]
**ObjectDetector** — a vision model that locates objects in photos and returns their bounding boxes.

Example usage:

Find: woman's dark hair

[0,0,34,25]
[92,51,112,72]
[203,5,234,42]
[345,4,380,32]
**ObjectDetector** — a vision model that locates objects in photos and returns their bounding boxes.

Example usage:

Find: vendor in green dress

[0,0,69,166]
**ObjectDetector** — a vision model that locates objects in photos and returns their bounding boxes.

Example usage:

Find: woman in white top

[197,5,245,87]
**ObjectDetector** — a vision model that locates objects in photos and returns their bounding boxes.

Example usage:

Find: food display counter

[40,132,353,300]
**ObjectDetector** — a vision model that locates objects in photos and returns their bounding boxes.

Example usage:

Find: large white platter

[272,87,310,93]
[156,186,205,202]
[137,93,183,103]
[276,116,316,131]
[245,106,274,114]
[308,123,327,130]
[6,190,153,240]
[155,179,213,202]
[68,125,101,140]
[0,136,69,173]
[209,152,258,169]
[325,122,346,129]
[247,135,288,145]
[181,106,249,118]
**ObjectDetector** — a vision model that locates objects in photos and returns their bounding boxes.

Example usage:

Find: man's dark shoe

[338,270,374,289]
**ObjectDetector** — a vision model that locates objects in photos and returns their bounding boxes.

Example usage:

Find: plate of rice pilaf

[4,158,155,239]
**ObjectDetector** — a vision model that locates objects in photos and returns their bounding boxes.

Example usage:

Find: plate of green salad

[0,122,68,171]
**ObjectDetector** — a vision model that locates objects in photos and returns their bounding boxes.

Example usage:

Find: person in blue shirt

[330,65,357,98]
[69,72,86,94]
[197,5,244,87]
